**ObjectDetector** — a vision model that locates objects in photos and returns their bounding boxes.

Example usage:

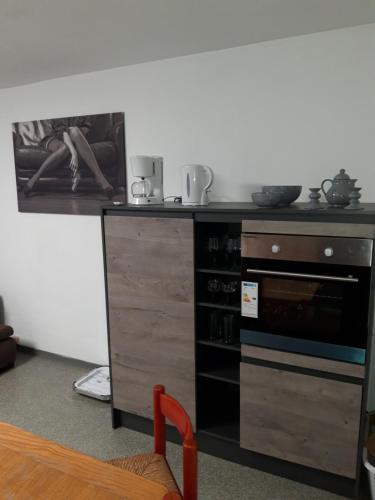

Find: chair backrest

[153,385,197,500]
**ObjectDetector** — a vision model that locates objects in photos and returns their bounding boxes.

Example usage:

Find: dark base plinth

[112,408,357,499]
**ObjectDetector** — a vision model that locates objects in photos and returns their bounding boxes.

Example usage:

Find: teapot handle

[321,179,332,196]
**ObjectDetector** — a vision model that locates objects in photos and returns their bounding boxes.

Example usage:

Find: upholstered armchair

[0,325,16,371]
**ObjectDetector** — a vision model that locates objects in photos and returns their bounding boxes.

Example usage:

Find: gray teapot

[321,169,357,208]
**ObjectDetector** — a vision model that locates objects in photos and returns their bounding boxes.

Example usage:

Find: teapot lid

[334,169,351,180]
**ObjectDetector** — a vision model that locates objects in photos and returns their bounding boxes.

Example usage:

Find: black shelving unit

[195,221,241,444]
[198,367,239,385]
[196,376,240,443]
[197,268,240,276]
[197,339,241,352]
[198,422,240,444]
[197,302,241,312]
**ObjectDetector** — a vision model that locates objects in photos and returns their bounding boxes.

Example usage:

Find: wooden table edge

[0,422,175,499]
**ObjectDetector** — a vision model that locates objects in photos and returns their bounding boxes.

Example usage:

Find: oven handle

[245,268,359,283]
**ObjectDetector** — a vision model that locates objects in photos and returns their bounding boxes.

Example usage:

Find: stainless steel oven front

[240,231,373,364]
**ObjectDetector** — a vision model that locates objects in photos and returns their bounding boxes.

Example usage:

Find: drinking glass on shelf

[233,238,241,269]
[221,234,229,267]
[207,237,220,268]
[208,310,222,341]
[222,281,238,305]
[222,313,237,344]
[225,238,235,268]
[207,278,221,302]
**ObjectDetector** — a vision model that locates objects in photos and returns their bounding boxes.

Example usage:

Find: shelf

[198,367,239,385]
[197,268,241,277]
[197,302,241,312]
[197,339,241,352]
[198,422,239,444]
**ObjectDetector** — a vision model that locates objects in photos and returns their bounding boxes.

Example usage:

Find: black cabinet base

[196,432,357,499]
[112,408,122,429]
[112,408,182,442]
[112,408,357,498]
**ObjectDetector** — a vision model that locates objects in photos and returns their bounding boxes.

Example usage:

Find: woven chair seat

[106,452,179,493]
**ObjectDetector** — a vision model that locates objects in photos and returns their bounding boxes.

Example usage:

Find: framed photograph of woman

[12,112,126,215]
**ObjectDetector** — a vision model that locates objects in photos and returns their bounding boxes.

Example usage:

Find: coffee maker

[129,156,164,205]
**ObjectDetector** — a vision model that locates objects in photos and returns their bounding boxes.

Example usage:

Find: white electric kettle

[181,164,214,206]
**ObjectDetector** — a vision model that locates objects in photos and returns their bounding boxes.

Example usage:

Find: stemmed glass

[222,281,238,305]
[207,237,220,268]
[208,310,222,341]
[207,279,221,302]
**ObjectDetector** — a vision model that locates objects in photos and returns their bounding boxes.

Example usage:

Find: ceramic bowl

[262,185,302,206]
[251,191,283,208]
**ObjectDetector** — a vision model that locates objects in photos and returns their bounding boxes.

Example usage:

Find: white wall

[0,24,373,364]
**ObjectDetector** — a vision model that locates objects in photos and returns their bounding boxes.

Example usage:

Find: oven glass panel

[241,259,370,350]
[261,277,344,340]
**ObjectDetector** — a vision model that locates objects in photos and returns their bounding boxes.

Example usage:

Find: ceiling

[0,0,374,89]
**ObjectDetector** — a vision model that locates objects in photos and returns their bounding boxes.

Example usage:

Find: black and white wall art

[12,112,126,215]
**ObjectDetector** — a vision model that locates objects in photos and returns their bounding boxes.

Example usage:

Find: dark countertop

[104,201,375,214]
[103,202,375,224]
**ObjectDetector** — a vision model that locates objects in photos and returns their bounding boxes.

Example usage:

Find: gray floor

[0,351,347,500]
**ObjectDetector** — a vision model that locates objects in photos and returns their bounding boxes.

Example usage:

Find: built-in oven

[240,230,373,364]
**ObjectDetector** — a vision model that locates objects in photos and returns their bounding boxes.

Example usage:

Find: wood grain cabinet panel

[240,362,362,478]
[241,345,365,379]
[105,216,195,426]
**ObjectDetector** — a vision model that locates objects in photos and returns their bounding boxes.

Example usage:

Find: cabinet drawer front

[241,345,365,379]
[105,216,195,425]
[240,362,362,478]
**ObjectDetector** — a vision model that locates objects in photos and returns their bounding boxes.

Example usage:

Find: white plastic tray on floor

[73,366,111,401]
[364,448,375,499]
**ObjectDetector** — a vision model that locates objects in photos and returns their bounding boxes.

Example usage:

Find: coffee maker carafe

[129,156,164,205]
[131,178,151,199]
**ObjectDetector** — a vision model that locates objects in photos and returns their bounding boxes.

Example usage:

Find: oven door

[240,258,370,364]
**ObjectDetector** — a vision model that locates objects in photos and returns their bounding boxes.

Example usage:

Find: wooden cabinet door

[240,362,362,478]
[105,216,195,426]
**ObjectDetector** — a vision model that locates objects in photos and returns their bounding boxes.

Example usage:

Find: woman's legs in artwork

[68,126,114,197]
[23,139,70,196]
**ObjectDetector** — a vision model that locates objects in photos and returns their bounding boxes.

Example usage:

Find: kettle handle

[203,166,214,191]
[321,179,332,196]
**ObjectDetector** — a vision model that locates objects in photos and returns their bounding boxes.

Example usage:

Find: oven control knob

[324,247,334,257]
[271,244,281,254]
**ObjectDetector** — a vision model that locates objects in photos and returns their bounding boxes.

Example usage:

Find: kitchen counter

[103,201,375,223]
[102,201,375,498]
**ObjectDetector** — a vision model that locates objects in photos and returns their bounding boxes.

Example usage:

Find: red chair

[107,385,198,500]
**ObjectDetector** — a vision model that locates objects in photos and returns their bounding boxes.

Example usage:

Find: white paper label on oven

[241,281,258,318]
